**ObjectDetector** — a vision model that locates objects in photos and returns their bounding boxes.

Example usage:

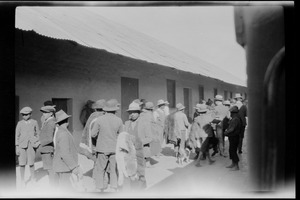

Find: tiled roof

[16,7,246,87]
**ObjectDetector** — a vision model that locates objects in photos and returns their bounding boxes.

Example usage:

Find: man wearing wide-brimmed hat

[211,95,229,157]
[79,99,110,189]
[224,106,242,171]
[16,106,40,187]
[163,100,170,116]
[121,101,147,190]
[80,99,106,154]
[235,95,247,154]
[91,99,123,192]
[137,101,156,168]
[234,93,244,109]
[173,103,190,160]
[52,110,83,190]
[153,99,167,154]
[39,104,58,187]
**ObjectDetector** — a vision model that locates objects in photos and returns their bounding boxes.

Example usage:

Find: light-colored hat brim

[198,109,208,113]
[56,115,71,124]
[40,106,56,113]
[177,106,185,111]
[126,108,140,112]
[103,107,119,111]
[20,110,32,114]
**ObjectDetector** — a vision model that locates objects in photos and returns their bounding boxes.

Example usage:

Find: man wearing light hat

[212,95,229,157]
[16,106,40,187]
[153,99,167,153]
[39,104,58,187]
[122,101,147,190]
[79,99,110,189]
[138,101,155,168]
[174,103,190,159]
[91,99,123,192]
[52,110,83,190]
[234,93,243,109]
[163,100,170,116]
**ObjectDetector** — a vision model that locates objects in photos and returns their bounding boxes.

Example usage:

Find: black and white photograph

[0,1,295,198]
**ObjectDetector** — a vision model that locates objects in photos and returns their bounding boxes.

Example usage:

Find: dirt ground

[11,129,294,198]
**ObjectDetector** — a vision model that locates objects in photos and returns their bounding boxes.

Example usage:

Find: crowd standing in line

[15,92,247,192]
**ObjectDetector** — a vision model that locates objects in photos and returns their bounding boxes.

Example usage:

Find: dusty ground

[9,129,294,198]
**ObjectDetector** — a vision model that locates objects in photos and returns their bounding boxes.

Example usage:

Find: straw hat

[234,93,243,100]
[92,99,106,109]
[127,102,141,112]
[103,99,120,111]
[214,95,223,101]
[157,99,166,106]
[40,105,56,113]
[195,104,208,113]
[55,109,71,124]
[176,103,185,111]
[144,102,154,110]
[20,107,32,114]
[164,101,170,105]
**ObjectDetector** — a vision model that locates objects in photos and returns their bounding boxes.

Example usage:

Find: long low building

[15,7,247,143]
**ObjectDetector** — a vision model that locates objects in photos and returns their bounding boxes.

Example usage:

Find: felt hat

[234,93,243,100]
[229,106,239,113]
[127,101,141,112]
[103,99,120,111]
[40,105,56,113]
[157,99,166,106]
[144,102,154,110]
[176,103,185,111]
[43,100,56,107]
[20,107,32,114]
[55,109,71,124]
[92,99,106,109]
[214,95,223,101]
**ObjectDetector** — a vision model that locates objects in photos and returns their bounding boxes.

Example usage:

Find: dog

[176,147,191,165]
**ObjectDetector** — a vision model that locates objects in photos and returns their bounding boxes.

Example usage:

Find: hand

[72,166,83,179]
[16,146,20,156]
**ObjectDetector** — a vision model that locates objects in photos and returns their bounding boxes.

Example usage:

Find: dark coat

[39,117,56,153]
[224,113,242,137]
[238,105,247,126]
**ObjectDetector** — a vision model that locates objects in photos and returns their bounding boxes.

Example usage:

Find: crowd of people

[15,93,247,193]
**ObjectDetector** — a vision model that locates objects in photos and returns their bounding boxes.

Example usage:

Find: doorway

[121,77,139,122]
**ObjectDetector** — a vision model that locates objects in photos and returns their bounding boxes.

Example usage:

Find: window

[230,92,233,98]
[52,98,73,131]
[199,85,204,103]
[167,79,176,108]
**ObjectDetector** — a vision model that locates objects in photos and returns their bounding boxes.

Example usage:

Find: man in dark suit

[238,99,248,154]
